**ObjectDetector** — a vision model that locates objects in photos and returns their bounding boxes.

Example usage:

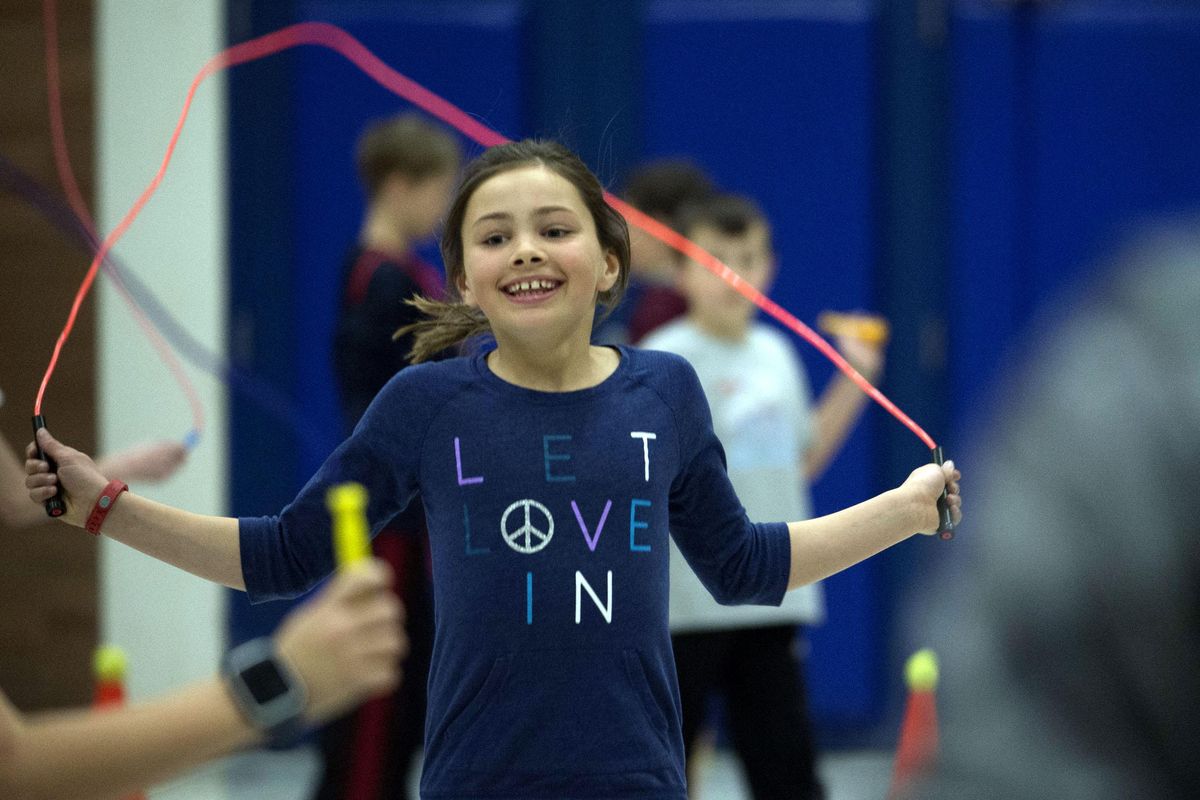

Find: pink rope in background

[42,0,205,446]
[33,19,937,454]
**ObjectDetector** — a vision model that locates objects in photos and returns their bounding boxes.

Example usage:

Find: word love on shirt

[453,432,660,626]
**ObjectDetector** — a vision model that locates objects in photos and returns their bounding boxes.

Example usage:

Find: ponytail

[395,295,491,363]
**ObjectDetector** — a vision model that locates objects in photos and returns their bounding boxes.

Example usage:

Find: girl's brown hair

[398,140,631,363]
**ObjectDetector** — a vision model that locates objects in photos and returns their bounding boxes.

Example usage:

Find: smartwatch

[221,637,307,744]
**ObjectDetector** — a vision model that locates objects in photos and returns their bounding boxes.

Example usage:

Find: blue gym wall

[949,0,1200,434]
[225,0,1200,747]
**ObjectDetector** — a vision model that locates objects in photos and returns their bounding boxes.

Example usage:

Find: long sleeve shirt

[240,346,791,799]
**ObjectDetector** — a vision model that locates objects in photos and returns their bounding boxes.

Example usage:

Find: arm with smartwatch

[0,559,405,800]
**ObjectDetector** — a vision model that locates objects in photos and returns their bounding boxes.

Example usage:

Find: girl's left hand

[902,460,962,535]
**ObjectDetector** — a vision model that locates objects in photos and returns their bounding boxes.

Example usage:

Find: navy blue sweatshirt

[240,346,791,799]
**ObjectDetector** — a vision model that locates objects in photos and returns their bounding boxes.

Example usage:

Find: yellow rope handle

[816,310,890,345]
[327,482,371,570]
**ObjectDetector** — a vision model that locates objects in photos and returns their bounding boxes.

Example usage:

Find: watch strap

[221,637,307,745]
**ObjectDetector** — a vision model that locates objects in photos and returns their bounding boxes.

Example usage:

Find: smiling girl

[27,140,961,800]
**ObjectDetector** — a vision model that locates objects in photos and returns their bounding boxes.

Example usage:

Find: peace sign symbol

[501,499,554,554]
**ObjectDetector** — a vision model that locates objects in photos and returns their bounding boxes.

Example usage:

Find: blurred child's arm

[96,440,188,484]
[0,674,257,800]
[1,432,46,528]
[804,333,884,480]
[786,461,960,590]
[25,428,243,590]
[0,560,404,800]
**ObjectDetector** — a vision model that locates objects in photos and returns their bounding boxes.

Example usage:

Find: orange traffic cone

[93,645,148,800]
[887,648,939,800]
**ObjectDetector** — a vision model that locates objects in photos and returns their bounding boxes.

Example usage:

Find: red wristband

[85,479,129,535]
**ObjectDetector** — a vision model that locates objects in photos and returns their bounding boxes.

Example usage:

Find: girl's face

[457,164,619,346]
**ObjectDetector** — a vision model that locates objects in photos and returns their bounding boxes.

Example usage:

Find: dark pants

[312,530,433,800]
[672,625,825,800]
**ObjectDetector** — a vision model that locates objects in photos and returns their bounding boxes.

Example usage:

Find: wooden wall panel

[0,0,99,711]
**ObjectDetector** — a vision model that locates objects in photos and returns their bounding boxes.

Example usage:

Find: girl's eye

[482,233,507,246]
[545,227,571,238]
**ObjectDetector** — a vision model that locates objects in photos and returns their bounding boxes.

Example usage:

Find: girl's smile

[500,276,563,303]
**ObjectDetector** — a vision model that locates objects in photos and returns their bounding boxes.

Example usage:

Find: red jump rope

[32,20,953,536]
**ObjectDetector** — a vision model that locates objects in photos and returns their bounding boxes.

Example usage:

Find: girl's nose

[510,238,545,267]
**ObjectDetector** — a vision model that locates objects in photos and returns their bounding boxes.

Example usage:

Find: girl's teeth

[508,280,555,294]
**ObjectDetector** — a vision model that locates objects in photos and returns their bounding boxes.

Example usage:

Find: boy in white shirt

[642,194,885,799]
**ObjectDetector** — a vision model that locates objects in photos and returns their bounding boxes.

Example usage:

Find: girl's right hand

[24,428,109,527]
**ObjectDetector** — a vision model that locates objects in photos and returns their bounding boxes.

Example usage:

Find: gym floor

[151,745,895,800]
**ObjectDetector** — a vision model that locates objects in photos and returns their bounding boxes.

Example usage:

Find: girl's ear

[598,250,621,293]
[456,271,477,307]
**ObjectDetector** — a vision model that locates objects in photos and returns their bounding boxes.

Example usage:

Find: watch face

[224,638,306,740]
[242,660,290,704]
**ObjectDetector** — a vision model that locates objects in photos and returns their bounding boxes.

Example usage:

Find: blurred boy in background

[641,194,886,799]
[324,112,460,800]
[594,158,715,345]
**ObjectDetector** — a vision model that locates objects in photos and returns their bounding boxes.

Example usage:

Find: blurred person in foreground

[910,217,1200,799]
[0,559,405,800]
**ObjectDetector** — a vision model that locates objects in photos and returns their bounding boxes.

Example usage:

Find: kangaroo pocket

[430,646,677,785]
